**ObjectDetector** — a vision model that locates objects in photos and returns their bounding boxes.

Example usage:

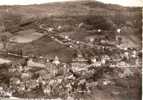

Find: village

[0,23,141,99]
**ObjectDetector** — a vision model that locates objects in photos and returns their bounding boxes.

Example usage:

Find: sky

[0,0,142,7]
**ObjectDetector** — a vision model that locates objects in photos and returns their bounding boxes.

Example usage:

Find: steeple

[52,56,60,65]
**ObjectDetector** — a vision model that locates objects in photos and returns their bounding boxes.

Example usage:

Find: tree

[83,15,114,30]
[1,35,8,49]
[117,37,122,45]
[2,12,22,33]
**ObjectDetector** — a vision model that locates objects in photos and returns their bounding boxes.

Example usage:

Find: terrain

[0,1,142,62]
[0,1,141,100]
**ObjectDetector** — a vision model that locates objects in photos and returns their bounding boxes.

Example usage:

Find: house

[71,54,88,72]
[27,57,45,67]
[72,54,88,62]
[117,28,121,33]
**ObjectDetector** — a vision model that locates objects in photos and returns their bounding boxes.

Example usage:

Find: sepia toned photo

[0,0,142,99]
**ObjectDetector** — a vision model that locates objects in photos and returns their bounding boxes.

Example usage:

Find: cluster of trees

[83,15,115,30]
[0,12,23,50]
[2,12,23,33]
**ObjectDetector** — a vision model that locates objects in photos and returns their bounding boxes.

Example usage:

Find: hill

[0,1,141,62]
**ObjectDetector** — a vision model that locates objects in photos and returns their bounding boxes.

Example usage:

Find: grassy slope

[0,1,141,62]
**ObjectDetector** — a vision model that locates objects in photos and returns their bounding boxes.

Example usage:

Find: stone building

[71,54,88,72]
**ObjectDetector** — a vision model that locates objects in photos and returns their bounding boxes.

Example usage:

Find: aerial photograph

[0,0,142,100]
